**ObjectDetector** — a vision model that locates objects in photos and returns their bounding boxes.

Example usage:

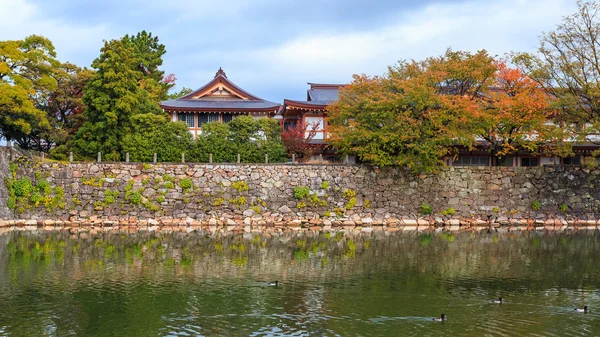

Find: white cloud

[237,0,577,89]
[0,0,111,64]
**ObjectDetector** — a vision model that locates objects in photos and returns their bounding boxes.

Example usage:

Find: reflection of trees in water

[0,231,600,336]
[1,231,600,288]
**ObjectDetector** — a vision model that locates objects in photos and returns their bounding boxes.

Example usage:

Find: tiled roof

[160,68,281,112]
[159,99,281,111]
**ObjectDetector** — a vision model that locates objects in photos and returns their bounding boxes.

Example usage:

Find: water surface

[0,230,599,336]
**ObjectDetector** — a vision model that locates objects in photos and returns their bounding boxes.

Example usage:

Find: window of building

[198,113,220,126]
[178,113,195,128]
[521,157,539,167]
[222,113,234,123]
[562,157,581,165]
[452,156,489,166]
[496,156,514,166]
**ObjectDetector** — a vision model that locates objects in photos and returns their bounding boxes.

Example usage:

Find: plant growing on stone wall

[558,203,569,212]
[364,199,371,208]
[232,181,249,193]
[82,177,105,187]
[343,189,356,199]
[492,207,500,213]
[213,197,224,207]
[127,191,143,205]
[334,208,344,217]
[104,190,119,204]
[297,201,307,209]
[71,195,82,205]
[441,207,456,216]
[141,178,150,185]
[229,196,247,207]
[294,186,310,199]
[420,203,433,215]
[142,163,152,170]
[156,196,165,203]
[13,177,33,198]
[345,197,356,210]
[531,200,542,211]
[164,181,175,189]
[250,205,261,214]
[178,177,193,191]
[324,210,331,217]
[321,181,329,189]
[36,180,52,195]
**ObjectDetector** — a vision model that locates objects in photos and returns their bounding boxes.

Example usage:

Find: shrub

[164,181,175,189]
[420,203,433,215]
[128,191,143,205]
[343,189,356,199]
[531,200,542,211]
[213,197,224,207]
[294,186,310,199]
[558,203,568,212]
[231,181,249,192]
[441,207,456,216]
[13,178,33,197]
[178,178,193,191]
[36,179,52,195]
[345,197,356,210]
[156,196,165,203]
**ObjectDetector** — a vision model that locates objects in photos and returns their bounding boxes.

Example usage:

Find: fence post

[69,152,73,162]
[97,152,101,163]
[265,153,269,164]
[319,154,323,164]
[41,153,45,163]
[153,153,157,163]
[344,155,349,164]
[125,153,129,163]
[209,153,213,164]
[181,152,185,163]
[292,153,295,164]
[237,153,240,164]
[9,142,14,160]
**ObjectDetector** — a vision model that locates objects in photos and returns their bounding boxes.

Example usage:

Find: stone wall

[0,148,11,219]
[1,146,600,229]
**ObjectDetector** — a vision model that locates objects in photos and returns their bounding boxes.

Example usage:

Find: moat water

[0,230,599,336]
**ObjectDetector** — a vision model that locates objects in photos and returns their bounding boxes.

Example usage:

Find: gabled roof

[282,83,347,113]
[160,68,281,112]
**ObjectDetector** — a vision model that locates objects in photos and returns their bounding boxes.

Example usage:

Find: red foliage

[162,73,177,84]
[281,121,319,161]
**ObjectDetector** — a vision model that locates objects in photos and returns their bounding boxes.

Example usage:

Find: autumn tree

[326,49,493,171]
[281,121,319,161]
[512,0,600,146]
[72,31,169,160]
[466,63,555,164]
[0,35,58,147]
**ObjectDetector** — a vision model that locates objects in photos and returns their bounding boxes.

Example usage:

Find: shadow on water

[0,230,599,336]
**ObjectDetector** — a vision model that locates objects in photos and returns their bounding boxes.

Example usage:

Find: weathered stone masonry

[1,146,600,231]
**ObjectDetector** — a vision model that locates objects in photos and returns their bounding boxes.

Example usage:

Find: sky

[0,0,578,103]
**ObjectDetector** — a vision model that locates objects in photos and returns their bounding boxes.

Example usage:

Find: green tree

[167,87,193,100]
[122,114,193,162]
[0,35,58,147]
[512,0,600,147]
[327,50,485,171]
[72,31,168,160]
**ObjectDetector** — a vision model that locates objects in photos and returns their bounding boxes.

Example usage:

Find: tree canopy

[72,31,169,160]
[0,35,58,145]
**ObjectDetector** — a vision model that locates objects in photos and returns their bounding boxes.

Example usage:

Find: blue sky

[0,0,577,102]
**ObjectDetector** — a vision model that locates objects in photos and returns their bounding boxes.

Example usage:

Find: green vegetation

[104,190,119,204]
[558,203,568,212]
[441,207,456,216]
[178,177,193,191]
[321,181,329,189]
[420,203,433,215]
[531,200,542,211]
[294,186,310,199]
[231,181,249,192]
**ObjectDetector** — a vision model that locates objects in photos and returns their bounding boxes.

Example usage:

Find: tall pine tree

[72,31,171,160]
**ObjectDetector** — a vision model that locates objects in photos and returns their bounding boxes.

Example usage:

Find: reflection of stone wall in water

[0,146,599,226]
